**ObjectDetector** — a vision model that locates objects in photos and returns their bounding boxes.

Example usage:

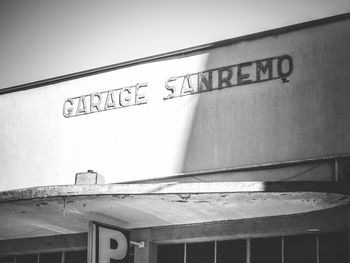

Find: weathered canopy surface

[0,181,349,240]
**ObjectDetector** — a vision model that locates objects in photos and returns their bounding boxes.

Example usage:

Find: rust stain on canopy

[0,181,350,240]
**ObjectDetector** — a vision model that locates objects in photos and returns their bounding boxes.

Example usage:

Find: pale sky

[1,0,350,89]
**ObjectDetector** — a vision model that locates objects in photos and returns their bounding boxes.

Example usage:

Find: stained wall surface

[0,18,349,190]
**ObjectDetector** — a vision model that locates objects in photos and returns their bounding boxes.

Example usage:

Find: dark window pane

[339,158,350,182]
[158,244,184,263]
[217,240,246,263]
[39,253,61,263]
[251,237,281,263]
[65,250,87,263]
[284,234,316,263]
[17,254,37,263]
[187,242,214,263]
[129,246,135,263]
[319,231,349,263]
[0,256,15,263]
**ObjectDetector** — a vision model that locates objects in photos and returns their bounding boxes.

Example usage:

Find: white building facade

[1,13,350,263]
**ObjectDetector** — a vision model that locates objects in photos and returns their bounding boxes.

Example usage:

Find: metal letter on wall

[88,221,130,263]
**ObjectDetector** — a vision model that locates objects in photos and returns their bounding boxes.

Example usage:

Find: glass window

[39,252,61,263]
[158,244,184,263]
[129,246,135,263]
[64,250,87,263]
[284,234,316,263]
[17,254,38,263]
[217,240,246,263]
[0,256,15,263]
[319,231,348,263]
[187,242,214,263]
[251,237,281,263]
[339,158,350,182]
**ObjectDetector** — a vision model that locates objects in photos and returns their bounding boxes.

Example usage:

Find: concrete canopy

[0,181,349,240]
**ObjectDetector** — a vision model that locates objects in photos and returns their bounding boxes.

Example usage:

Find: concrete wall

[1,18,350,190]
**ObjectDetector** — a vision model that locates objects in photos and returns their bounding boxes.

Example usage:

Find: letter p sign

[89,221,129,263]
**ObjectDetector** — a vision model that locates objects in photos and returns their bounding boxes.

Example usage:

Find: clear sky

[1,0,350,89]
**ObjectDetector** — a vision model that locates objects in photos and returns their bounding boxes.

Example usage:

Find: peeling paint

[35,202,48,207]
[193,200,211,203]
[178,194,191,202]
